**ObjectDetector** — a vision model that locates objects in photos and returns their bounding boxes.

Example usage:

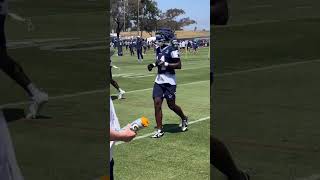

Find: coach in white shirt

[109,98,136,180]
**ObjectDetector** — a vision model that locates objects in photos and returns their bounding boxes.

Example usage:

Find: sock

[27,83,40,97]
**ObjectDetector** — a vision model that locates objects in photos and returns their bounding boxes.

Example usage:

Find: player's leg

[165,84,188,131]
[151,83,165,138]
[137,49,141,62]
[211,137,250,180]
[141,49,144,60]
[0,15,31,95]
[110,67,125,99]
[0,15,48,119]
[154,97,163,129]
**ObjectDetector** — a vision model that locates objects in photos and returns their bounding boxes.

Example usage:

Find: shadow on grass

[111,95,118,100]
[111,95,126,100]
[2,108,25,122]
[2,108,51,122]
[163,123,185,133]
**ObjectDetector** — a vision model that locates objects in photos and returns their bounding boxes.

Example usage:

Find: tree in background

[110,0,126,38]
[110,1,197,37]
[126,0,160,37]
[110,0,127,56]
[158,8,197,33]
[140,0,160,36]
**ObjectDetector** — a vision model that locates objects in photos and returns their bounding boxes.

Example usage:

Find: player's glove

[147,63,156,71]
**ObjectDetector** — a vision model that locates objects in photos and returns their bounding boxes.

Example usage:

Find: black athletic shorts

[153,83,176,100]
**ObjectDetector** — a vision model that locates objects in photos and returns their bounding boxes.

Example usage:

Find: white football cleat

[26,91,48,119]
[181,116,188,132]
[151,129,164,138]
[118,89,125,99]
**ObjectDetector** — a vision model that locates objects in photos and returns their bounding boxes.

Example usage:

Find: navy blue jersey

[136,39,143,50]
[155,45,161,56]
[156,45,180,75]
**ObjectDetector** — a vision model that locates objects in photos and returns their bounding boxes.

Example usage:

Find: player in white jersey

[110,98,136,180]
[0,110,24,180]
[0,0,48,119]
[147,28,188,138]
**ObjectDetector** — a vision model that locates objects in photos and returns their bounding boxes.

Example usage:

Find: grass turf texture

[111,47,210,179]
[212,0,320,179]
[0,0,107,179]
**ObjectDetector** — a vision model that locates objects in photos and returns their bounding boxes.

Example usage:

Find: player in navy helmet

[147,28,188,138]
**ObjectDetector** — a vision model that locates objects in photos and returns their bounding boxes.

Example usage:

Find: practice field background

[213,0,320,179]
[111,47,210,179]
[0,0,107,179]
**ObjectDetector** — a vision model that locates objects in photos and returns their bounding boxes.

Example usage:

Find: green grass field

[111,47,210,179]
[213,0,320,179]
[0,1,107,179]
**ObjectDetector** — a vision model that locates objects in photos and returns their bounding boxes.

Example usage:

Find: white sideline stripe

[217,16,319,28]
[0,80,208,108]
[2,58,320,108]
[215,59,320,77]
[115,116,210,146]
[113,80,208,96]
[55,46,106,51]
[296,174,320,180]
[113,66,209,78]
[0,89,106,108]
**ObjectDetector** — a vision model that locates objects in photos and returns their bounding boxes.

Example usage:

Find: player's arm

[164,58,181,69]
[110,125,136,142]
[165,49,181,69]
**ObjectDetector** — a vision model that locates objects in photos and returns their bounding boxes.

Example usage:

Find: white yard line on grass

[0,80,208,108]
[115,116,210,146]
[113,65,209,78]
[215,59,320,77]
[296,174,320,180]
[2,58,320,108]
[218,17,319,28]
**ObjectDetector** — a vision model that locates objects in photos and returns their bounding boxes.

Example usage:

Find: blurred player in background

[212,0,250,179]
[136,37,144,63]
[147,28,188,138]
[110,49,125,99]
[0,0,48,119]
[192,40,198,55]
[129,40,135,56]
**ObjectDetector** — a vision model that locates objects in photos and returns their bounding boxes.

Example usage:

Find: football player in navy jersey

[212,0,250,179]
[147,29,188,138]
[0,0,48,119]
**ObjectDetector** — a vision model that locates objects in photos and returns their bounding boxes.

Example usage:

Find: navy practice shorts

[153,83,176,100]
